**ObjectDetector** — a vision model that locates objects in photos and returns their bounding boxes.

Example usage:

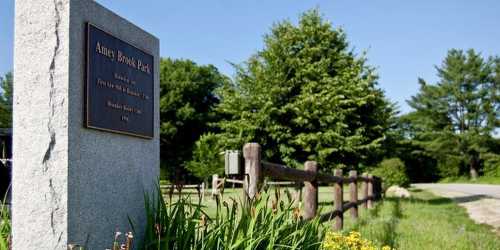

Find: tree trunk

[469,158,479,180]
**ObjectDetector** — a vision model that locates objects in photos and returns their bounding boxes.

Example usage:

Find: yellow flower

[322,230,392,250]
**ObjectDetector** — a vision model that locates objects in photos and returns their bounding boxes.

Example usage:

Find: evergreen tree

[407,49,500,179]
[0,72,12,128]
[213,10,393,171]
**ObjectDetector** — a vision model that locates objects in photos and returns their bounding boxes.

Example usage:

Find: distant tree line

[1,10,498,184]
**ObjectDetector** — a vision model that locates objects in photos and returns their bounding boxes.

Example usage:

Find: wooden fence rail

[160,183,206,201]
[241,142,382,231]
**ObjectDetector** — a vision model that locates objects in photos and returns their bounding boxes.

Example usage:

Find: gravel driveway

[413,183,500,234]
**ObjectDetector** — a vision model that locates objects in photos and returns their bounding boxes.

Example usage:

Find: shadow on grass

[403,192,489,205]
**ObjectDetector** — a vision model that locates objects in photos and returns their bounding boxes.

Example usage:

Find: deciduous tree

[213,10,393,171]
[159,59,229,180]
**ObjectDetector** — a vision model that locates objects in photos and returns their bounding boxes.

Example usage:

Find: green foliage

[142,187,325,250]
[214,10,392,171]
[481,152,500,177]
[372,158,410,188]
[349,190,500,250]
[0,198,10,249]
[186,133,224,180]
[436,154,463,177]
[0,72,12,128]
[159,59,229,180]
[381,114,440,182]
[404,49,500,179]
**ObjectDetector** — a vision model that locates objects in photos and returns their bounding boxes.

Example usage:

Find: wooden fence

[160,183,206,201]
[240,142,382,231]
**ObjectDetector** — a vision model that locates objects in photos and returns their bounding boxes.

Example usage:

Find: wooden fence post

[362,173,368,209]
[211,174,219,198]
[243,143,262,201]
[349,170,358,220]
[201,182,205,201]
[334,169,343,231]
[303,161,318,220]
[367,174,374,209]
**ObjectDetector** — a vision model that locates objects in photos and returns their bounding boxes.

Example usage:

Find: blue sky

[1,0,499,113]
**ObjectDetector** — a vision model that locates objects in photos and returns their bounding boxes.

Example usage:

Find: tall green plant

[142,186,325,250]
[0,196,11,249]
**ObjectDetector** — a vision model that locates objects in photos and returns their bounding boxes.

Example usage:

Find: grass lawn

[337,188,500,249]
[440,176,500,185]
[167,186,500,249]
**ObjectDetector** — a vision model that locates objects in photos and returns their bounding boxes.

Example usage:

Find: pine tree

[407,49,500,179]
[0,72,12,128]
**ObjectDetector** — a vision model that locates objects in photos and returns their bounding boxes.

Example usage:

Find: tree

[407,49,500,179]
[159,58,229,180]
[186,133,224,181]
[381,112,440,183]
[214,10,393,171]
[0,72,12,128]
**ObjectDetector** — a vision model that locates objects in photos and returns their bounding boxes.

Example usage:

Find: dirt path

[413,183,500,234]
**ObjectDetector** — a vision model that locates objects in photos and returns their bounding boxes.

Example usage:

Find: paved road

[413,183,500,234]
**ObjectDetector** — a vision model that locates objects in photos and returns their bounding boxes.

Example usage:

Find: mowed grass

[341,188,500,250]
[165,186,500,249]
[166,186,351,218]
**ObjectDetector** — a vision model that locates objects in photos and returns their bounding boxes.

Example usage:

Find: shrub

[436,155,463,178]
[372,158,410,189]
[186,133,224,181]
[482,153,500,177]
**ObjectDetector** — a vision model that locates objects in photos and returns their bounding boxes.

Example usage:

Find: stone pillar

[12,1,159,249]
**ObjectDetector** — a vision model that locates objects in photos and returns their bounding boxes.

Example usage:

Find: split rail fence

[160,183,206,201]
[239,142,382,231]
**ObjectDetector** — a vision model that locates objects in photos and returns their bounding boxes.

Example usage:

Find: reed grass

[0,193,10,250]
[142,186,325,250]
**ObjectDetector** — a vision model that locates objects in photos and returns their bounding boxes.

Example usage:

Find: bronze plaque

[85,23,154,139]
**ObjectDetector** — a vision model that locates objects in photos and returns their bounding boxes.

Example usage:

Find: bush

[372,158,410,189]
[186,133,224,181]
[436,155,463,178]
[482,153,500,177]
